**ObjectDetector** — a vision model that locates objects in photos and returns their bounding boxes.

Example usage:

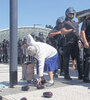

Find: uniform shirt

[27,34,57,77]
[81,18,90,42]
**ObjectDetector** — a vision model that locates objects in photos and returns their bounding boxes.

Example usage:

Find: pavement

[0,63,90,100]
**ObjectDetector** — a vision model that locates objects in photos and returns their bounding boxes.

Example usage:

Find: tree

[45,25,53,29]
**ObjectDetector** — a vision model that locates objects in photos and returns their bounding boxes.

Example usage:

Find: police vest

[64,20,79,44]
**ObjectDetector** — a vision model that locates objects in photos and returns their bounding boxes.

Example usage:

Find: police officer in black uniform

[63,7,83,80]
[81,16,90,82]
[48,17,73,77]
[38,32,46,42]
[47,17,64,77]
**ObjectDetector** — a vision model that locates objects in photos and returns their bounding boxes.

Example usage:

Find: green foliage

[45,25,53,29]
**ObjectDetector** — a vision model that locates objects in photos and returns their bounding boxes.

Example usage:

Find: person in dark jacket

[81,16,90,82]
[63,7,83,80]
[48,17,73,77]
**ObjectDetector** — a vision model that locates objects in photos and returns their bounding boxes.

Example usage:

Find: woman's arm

[37,58,45,85]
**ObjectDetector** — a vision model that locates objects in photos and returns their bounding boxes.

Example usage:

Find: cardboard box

[22,63,35,81]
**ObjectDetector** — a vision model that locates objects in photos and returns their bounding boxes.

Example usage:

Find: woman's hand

[37,77,42,85]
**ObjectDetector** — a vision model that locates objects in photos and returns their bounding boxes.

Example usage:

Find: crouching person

[26,34,59,87]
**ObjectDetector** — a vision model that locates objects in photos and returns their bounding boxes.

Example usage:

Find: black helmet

[65,7,75,16]
[39,32,43,36]
[56,17,64,26]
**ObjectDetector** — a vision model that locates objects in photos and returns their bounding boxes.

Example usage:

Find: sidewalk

[0,64,90,100]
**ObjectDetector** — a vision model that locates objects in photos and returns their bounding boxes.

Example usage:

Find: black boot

[64,75,72,80]
[53,70,58,78]
[60,71,64,76]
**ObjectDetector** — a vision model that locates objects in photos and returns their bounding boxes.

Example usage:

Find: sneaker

[45,82,54,87]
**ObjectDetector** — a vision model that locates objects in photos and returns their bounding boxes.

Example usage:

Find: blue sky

[0,0,90,30]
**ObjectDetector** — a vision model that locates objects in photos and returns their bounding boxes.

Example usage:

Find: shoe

[83,78,90,83]
[45,82,54,87]
[78,76,83,80]
[83,79,90,83]
[64,76,72,80]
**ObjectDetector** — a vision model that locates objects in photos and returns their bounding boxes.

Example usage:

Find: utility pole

[10,0,18,87]
[33,24,41,36]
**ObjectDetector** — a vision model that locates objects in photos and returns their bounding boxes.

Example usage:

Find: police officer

[38,32,46,42]
[63,7,83,80]
[48,17,64,47]
[81,16,90,82]
[48,17,73,77]
[2,39,8,63]
[48,17,64,77]
[0,43,3,62]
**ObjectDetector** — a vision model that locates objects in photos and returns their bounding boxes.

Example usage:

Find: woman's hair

[27,45,37,56]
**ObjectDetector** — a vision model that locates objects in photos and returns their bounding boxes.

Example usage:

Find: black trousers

[83,48,90,80]
[63,42,83,77]
[58,47,64,72]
